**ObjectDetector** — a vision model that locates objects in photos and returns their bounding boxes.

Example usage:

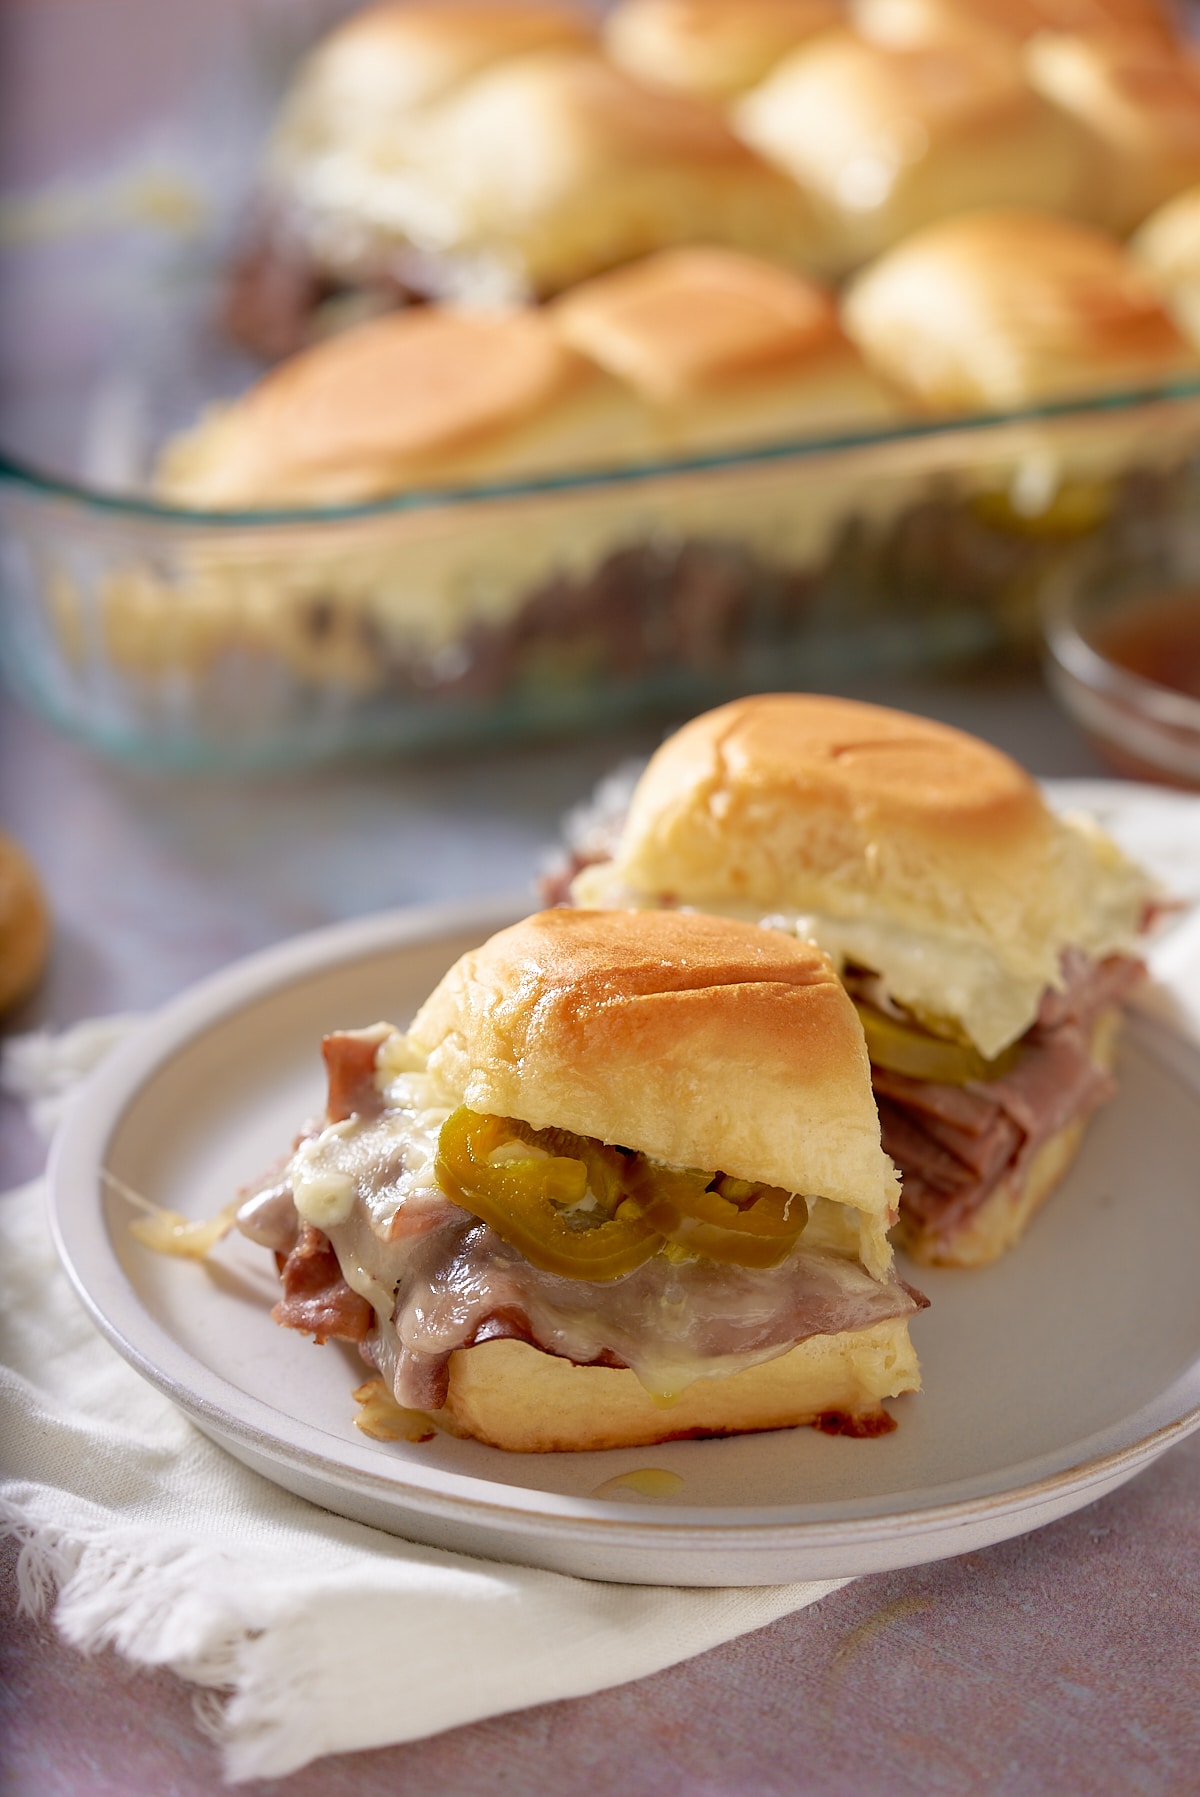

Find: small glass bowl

[1042,540,1200,788]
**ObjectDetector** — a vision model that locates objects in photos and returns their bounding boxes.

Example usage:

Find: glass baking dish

[4,0,1200,768]
[5,388,1200,768]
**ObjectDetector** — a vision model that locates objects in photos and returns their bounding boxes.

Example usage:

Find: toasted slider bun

[605,0,845,100]
[407,907,901,1247]
[733,28,1092,271]
[395,48,828,295]
[843,209,1196,410]
[440,1318,918,1450]
[551,245,903,445]
[571,694,1151,1057]
[271,0,596,162]
[1026,30,1200,234]
[0,832,50,1016]
[1131,181,1200,348]
[156,307,649,508]
[853,0,1178,48]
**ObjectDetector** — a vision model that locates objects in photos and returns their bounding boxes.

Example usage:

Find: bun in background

[843,208,1195,409]
[733,27,1093,270]
[605,0,844,99]
[1026,29,1200,233]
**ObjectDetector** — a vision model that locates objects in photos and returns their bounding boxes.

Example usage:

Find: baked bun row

[230,0,1200,349]
[169,214,1195,509]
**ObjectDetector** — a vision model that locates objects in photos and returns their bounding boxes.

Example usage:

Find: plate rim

[47,883,1200,1555]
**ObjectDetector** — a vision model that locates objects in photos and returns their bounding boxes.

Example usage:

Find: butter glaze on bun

[157,309,612,508]
[553,245,842,400]
[1026,30,1200,233]
[407,907,900,1249]
[550,245,901,437]
[733,28,1092,270]
[572,695,1151,1056]
[843,209,1195,409]
[605,0,845,99]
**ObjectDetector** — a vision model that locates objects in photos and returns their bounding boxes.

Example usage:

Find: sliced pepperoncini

[434,1107,661,1281]
[437,1108,813,1276]
[622,1166,808,1270]
[853,1002,1020,1085]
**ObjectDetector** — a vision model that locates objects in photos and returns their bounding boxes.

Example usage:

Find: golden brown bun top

[1026,30,1200,228]
[552,247,843,401]
[584,695,1152,1035]
[605,0,845,99]
[736,27,1042,174]
[431,46,786,170]
[843,209,1194,409]
[156,309,588,508]
[286,0,596,123]
[731,24,1094,269]
[620,693,1046,873]
[854,0,1178,47]
[406,907,900,1240]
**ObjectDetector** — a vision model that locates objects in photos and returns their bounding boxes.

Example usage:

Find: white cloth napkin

[4,781,1198,1784]
[0,1033,845,1784]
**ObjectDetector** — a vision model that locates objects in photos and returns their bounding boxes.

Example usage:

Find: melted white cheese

[290,1123,359,1227]
[571,839,1145,1058]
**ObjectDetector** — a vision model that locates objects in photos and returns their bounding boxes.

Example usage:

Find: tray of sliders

[7,0,1200,766]
[48,697,1200,1582]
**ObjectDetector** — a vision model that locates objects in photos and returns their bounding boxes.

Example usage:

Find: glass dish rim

[4,375,1200,529]
[1041,555,1200,735]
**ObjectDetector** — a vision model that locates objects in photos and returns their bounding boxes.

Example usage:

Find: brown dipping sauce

[1091,591,1200,699]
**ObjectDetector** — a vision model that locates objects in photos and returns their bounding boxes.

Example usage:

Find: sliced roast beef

[271,1223,373,1345]
[248,1161,925,1412]
[881,952,1142,1244]
[322,1024,392,1123]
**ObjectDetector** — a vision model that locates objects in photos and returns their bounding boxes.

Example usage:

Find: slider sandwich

[568,695,1155,1267]
[236,908,925,1451]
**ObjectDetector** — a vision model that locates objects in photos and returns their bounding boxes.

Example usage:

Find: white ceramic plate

[49,885,1200,1587]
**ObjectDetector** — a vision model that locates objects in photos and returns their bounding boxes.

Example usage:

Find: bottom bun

[439,1317,921,1452]
[896,1009,1121,1270]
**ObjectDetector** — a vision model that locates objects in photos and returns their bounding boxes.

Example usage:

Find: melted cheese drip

[351,1378,437,1443]
[107,1170,238,1261]
[592,1468,684,1500]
